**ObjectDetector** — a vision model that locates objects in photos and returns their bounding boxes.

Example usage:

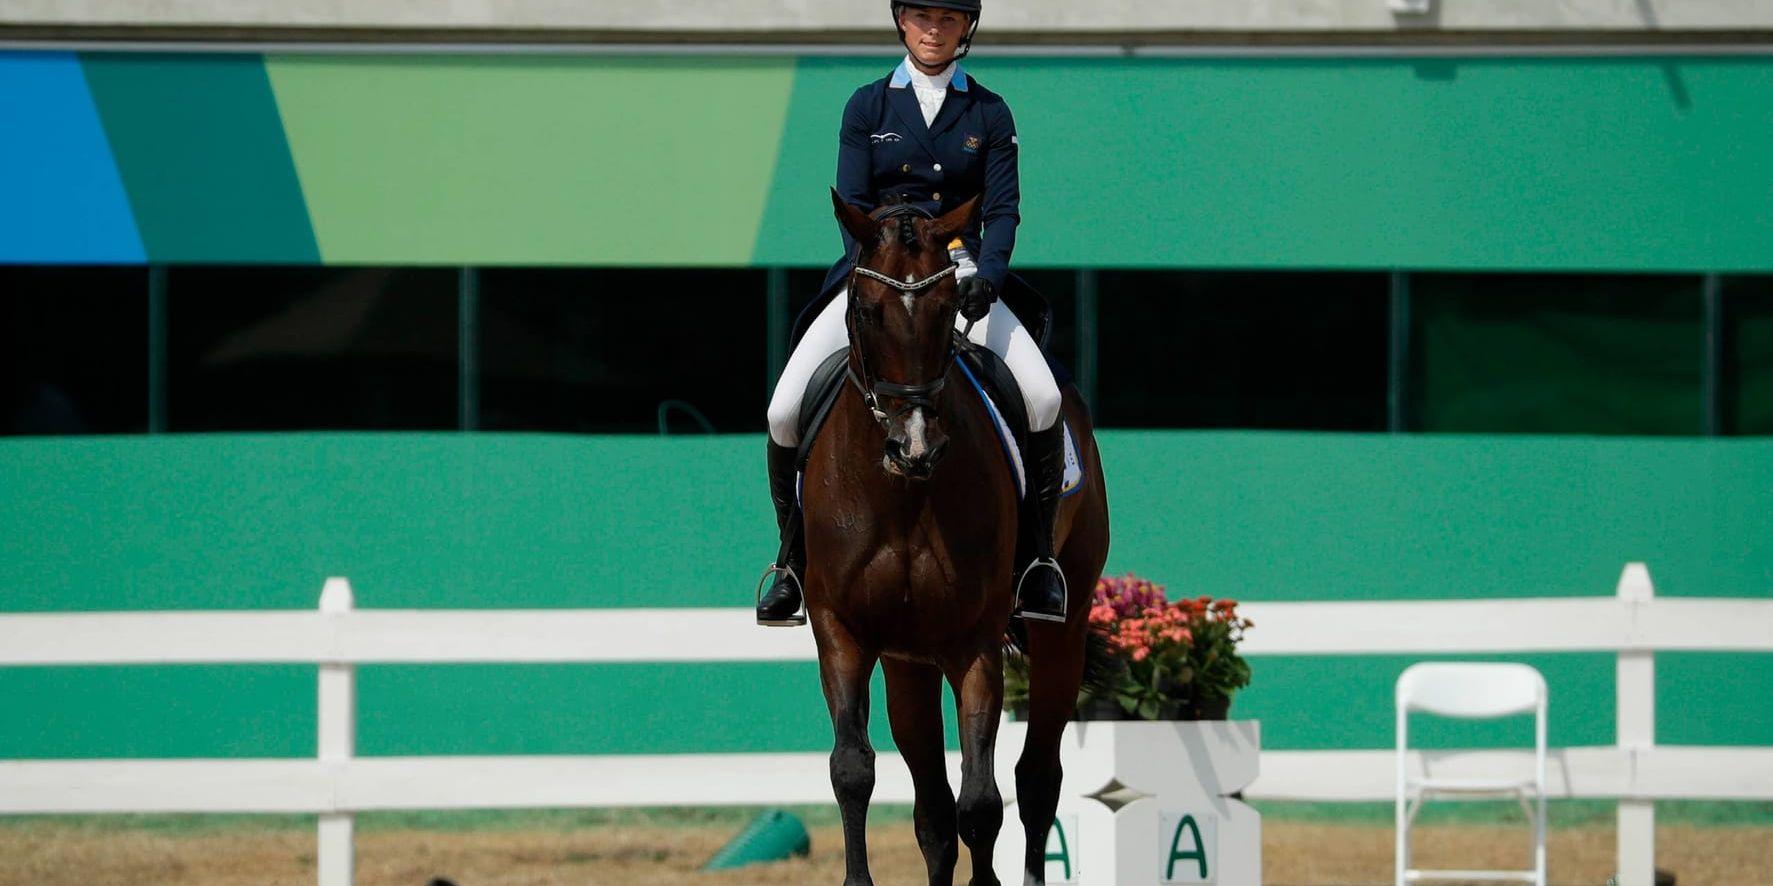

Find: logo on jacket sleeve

[871,132,904,143]
[962,133,982,153]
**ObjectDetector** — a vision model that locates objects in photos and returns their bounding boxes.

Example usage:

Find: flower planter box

[993,718,1261,885]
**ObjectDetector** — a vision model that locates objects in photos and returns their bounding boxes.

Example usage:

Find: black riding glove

[957,276,997,323]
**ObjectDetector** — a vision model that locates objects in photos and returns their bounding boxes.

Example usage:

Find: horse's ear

[929,195,981,245]
[831,190,880,249]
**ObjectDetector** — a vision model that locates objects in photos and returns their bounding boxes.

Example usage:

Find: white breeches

[767,290,1063,447]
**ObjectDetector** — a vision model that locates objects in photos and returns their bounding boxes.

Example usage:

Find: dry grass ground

[0,818,1768,886]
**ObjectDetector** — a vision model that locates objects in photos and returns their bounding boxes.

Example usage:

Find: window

[479,268,766,434]
[1095,271,1389,430]
[166,267,457,431]
[2,266,148,435]
[1411,274,1703,435]
[1016,269,1079,376]
[1724,275,1773,435]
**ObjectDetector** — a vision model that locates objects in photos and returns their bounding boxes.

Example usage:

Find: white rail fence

[3,563,1770,886]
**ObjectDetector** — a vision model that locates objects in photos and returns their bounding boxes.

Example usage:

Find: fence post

[1615,563,1655,886]
[318,578,357,886]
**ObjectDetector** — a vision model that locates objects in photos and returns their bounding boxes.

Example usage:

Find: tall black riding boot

[756,442,807,626]
[1015,424,1070,623]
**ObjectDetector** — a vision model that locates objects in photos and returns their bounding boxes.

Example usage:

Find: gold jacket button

[933,163,943,172]
[901,164,911,173]
[932,192,942,201]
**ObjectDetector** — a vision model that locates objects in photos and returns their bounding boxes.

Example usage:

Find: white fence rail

[3,565,1770,886]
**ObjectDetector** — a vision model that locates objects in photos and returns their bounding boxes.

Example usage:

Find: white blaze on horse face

[901,292,916,315]
[903,407,930,460]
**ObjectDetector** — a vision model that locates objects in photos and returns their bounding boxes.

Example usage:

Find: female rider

[757,0,1069,627]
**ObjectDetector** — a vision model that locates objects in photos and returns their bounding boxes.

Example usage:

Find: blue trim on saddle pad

[954,360,1087,501]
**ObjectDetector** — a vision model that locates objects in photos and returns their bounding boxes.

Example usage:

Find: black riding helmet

[891,0,982,61]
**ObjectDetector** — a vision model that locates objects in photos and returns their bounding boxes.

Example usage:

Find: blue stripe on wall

[0,52,144,263]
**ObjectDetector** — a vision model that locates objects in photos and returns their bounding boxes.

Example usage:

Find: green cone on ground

[701,808,811,871]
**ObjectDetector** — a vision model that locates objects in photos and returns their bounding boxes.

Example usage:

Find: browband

[853,263,957,294]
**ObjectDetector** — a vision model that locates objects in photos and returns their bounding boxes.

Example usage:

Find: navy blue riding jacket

[806,59,1022,334]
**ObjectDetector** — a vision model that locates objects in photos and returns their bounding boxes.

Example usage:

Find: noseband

[845,208,962,430]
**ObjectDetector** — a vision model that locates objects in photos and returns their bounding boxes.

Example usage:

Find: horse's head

[832,190,981,480]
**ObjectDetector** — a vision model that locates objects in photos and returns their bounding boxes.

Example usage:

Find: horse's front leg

[813,611,881,886]
[885,658,960,886]
[950,645,1005,886]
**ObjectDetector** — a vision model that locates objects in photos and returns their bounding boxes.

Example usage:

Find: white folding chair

[1395,662,1547,886]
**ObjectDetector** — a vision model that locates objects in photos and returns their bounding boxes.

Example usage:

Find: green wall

[1,432,1768,758]
[9,51,1773,269]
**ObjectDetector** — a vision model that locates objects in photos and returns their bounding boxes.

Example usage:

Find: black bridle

[845,236,964,430]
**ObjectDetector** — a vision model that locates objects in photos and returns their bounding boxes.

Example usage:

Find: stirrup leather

[1014,557,1068,623]
[755,564,807,627]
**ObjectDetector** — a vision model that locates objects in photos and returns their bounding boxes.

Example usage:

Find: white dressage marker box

[995,719,1261,885]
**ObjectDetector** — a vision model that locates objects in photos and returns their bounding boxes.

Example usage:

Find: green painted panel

[0,433,775,611]
[0,663,928,759]
[358,664,943,757]
[1096,432,1773,600]
[265,55,794,265]
[1240,654,1614,751]
[2,432,1768,757]
[1660,654,1773,747]
[55,53,1773,268]
[357,664,839,756]
[754,57,882,266]
[760,56,1773,271]
[0,667,313,759]
[9,433,1770,611]
[79,54,318,263]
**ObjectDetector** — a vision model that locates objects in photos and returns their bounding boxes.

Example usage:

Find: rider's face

[899,6,968,71]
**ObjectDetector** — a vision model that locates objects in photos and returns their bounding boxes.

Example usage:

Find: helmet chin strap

[954,16,979,59]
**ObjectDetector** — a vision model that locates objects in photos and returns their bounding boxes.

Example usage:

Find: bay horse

[802,190,1111,885]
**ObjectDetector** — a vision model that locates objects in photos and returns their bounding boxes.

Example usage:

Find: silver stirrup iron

[755,564,807,626]
[1014,557,1068,623]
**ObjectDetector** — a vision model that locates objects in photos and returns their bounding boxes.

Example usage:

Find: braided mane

[872,198,932,255]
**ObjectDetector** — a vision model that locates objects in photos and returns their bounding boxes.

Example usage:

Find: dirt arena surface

[0,817,1768,886]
